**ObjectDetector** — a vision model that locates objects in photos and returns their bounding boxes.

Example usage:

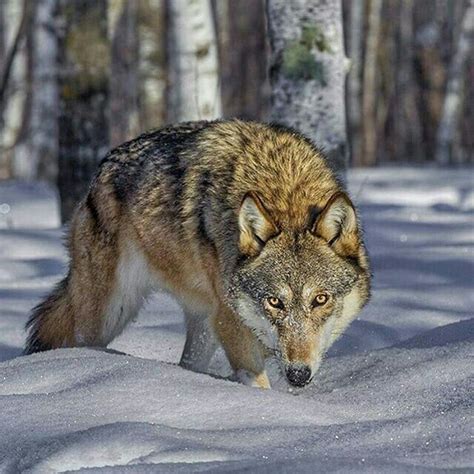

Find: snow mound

[0,168,472,472]
[0,324,471,472]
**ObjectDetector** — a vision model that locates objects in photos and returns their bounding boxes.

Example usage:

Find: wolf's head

[227,191,370,387]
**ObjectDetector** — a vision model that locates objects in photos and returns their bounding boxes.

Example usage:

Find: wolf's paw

[236,369,271,389]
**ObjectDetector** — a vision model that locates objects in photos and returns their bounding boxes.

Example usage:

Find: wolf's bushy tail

[24,276,72,354]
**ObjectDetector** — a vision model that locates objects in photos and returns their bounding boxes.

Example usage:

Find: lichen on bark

[281,23,332,85]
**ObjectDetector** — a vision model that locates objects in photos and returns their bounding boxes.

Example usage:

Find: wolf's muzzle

[286,364,312,387]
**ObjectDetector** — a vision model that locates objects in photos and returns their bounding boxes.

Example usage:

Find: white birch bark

[167,0,222,122]
[0,0,28,178]
[266,0,349,172]
[435,0,474,165]
[13,0,58,182]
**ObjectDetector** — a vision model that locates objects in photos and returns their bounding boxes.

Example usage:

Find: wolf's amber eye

[313,293,329,307]
[266,297,284,310]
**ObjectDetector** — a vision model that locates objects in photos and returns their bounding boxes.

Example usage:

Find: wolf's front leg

[213,305,270,389]
[179,310,218,373]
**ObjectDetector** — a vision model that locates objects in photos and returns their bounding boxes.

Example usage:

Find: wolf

[25,120,371,389]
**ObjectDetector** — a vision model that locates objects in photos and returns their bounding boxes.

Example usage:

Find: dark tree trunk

[137,0,167,130]
[344,0,364,166]
[216,0,269,120]
[361,0,382,167]
[0,2,5,73]
[57,0,109,223]
[109,0,139,147]
[395,0,422,162]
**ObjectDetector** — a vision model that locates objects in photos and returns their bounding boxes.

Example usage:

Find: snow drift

[0,168,472,472]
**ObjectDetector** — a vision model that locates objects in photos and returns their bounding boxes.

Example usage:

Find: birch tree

[435,0,474,165]
[0,1,8,177]
[0,0,29,179]
[167,0,221,122]
[13,0,58,182]
[266,0,349,172]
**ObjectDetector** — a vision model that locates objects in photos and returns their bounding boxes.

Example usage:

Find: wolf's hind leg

[25,192,151,353]
[25,197,122,353]
[179,310,218,373]
[99,238,153,345]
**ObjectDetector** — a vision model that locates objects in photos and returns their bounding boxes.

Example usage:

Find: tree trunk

[361,0,382,167]
[109,0,139,147]
[266,0,348,173]
[57,0,109,222]
[435,0,474,165]
[374,0,395,164]
[13,0,58,182]
[345,0,364,166]
[0,2,4,71]
[167,0,222,122]
[0,0,29,111]
[216,0,269,120]
[414,0,445,163]
[0,1,6,178]
[396,0,422,162]
[0,0,30,179]
[137,0,167,130]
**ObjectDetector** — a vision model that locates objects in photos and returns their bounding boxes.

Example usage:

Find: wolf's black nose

[286,364,312,387]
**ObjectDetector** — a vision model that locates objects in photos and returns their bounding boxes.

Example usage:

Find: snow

[0,168,473,472]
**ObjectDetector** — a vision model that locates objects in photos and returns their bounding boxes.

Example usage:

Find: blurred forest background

[0,0,473,221]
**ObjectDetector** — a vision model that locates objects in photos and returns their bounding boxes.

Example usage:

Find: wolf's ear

[312,192,360,258]
[239,192,278,256]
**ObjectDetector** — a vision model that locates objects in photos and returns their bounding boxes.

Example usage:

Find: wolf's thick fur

[25,120,370,388]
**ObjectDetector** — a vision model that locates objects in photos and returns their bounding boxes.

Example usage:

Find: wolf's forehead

[275,254,356,296]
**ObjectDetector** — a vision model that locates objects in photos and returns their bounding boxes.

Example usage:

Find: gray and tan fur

[25,120,371,389]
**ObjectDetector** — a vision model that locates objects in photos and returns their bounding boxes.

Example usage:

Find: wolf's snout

[286,364,312,387]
